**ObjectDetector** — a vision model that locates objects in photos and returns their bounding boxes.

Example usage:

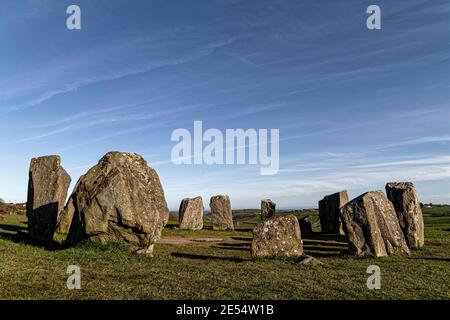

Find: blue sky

[1,0,450,209]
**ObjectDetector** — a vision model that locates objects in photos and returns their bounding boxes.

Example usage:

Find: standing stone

[26,155,71,242]
[319,191,349,235]
[340,191,410,257]
[252,215,303,258]
[210,195,234,230]
[386,182,424,249]
[65,152,169,255]
[299,215,313,234]
[261,199,276,220]
[56,200,74,234]
[179,196,204,230]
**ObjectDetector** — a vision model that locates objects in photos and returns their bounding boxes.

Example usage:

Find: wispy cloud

[16,103,204,143]
[1,35,239,113]
[382,135,450,149]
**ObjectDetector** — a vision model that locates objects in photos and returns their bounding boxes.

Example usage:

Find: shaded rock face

[210,195,234,230]
[386,182,424,249]
[261,199,276,220]
[340,191,410,257]
[56,201,74,234]
[299,216,313,234]
[252,215,303,258]
[319,191,349,235]
[26,156,71,242]
[65,152,169,252]
[179,196,204,230]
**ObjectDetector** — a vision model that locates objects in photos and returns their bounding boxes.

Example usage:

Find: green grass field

[0,207,448,300]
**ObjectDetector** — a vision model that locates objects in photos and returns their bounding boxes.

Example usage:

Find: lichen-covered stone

[179,196,204,230]
[261,199,276,220]
[386,182,424,249]
[210,195,234,230]
[251,215,303,258]
[65,152,169,253]
[340,191,410,257]
[26,155,71,242]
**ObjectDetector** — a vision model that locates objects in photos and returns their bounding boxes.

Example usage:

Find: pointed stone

[386,182,424,249]
[26,155,71,242]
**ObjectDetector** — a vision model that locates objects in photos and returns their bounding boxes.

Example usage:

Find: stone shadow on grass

[230,236,252,242]
[0,223,27,233]
[408,257,450,262]
[0,227,63,251]
[213,245,249,252]
[171,252,246,263]
[219,242,250,248]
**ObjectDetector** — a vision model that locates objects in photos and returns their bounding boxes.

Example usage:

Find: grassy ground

[0,207,448,300]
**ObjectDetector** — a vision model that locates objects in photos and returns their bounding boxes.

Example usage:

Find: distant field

[0,207,448,300]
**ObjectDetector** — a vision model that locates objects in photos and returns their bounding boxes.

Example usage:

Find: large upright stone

[252,215,303,258]
[210,195,234,230]
[65,152,169,254]
[386,182,424,249]
[26,155,71,242]
[340,191,410,257]
[319,191,349,235]
[179,196,204,230]
[261,199,276,220]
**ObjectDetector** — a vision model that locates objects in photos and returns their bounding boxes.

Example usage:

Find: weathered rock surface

[386,182,424,249]
[56,199,74,234]
[65,152,169,253]
[299,215,313,234]
[179,196,204,230]
[251,215,303,258]
[210,195,234,230]
[298,255,324,266]
[26,155,71,242]
[261,199,276,220]
[319,191,349,235]
[340,191,410,257]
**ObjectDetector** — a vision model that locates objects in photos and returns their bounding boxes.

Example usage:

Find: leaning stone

[261,199,276,220]
[179,196,204,230]
[340,191,410,257]
[210,195,234,230]
[319,190,349,235]
[251,215,303,258]
[26,155,71,242]
[386,182,424,249]
[65,152,169,252]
